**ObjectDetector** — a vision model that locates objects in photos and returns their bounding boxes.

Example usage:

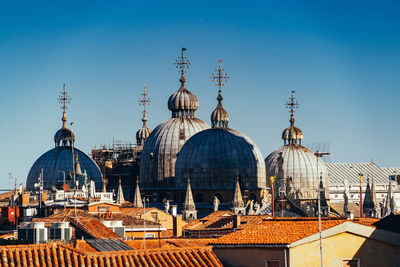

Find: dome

[211,94,229,128]
[54,128,75,147]
[264,145,329,199]
[139,48,210,188]
[175,59,265,190]
[282,115,303,145]
[265,90,329,200]
[26,146,103,190]
[140,118,209,188]
[167,76,199,118]
[175,128,266,189]
[27,84,103,191]
[136,125,151,146]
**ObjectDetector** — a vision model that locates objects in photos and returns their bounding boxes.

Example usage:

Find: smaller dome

[211,94,229,128]
[282,115,303,145]
[54,128,75,147]
[136,125,151,146]
[168,77,199,118]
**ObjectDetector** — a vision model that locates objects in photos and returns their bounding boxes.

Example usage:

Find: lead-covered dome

[139,49,210,188]
[265,91,329,200]
[175,128,266,189]
[26,147,103,190]
[26,85,103,191]
[265,145,328,199]
[175,59,266,190]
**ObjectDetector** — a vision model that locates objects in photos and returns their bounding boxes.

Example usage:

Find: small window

[265,260,280,267]
[145,233,155,238]
[342,259,359,267]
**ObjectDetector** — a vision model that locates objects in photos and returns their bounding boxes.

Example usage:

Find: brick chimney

[173,215,183,237]
[233,214,241,228]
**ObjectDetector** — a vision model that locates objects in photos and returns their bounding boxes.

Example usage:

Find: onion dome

[282,114,303,145]
[136,85,152,146]
[175,59,266,190]
[139,49,210,189]
[264,91,329,200]
[26,85,103,190]
[168,75,199,118]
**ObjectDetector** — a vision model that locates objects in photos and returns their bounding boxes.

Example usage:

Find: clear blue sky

[1,1,399,188]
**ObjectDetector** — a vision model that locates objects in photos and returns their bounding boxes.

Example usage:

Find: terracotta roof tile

[70,217,121,239]
[0,242,222,267]
[212,218,354,245]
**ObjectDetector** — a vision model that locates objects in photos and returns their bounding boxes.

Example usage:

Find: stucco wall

[290,232,400,267]
[213,247,286,267]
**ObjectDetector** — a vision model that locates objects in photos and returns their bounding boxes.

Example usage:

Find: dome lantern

[282,90,303,145]
[136,84,152,146]
[210,59,230,128]
[167,48,199,118]
[54,84,75,147]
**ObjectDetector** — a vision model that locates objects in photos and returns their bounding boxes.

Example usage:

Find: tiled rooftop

[212,218,373,246]
[70,217,122,240]
[0,242,222,267]
[126,238,214,250]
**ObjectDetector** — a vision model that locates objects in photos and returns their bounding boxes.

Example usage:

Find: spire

[233,175,245,211]
[184,177,195,211]
[183,177,197,220]
[210,59,230,128]
[116,177,125,204]
[384,179,396,216]
[363,176,378,217]
[136,84,152,146]
[282,90,303,145]
[133,177,143,208]
[318,174,328,217]
[58,84,71,129]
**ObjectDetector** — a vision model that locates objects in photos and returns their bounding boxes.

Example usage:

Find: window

[145,233,156,238]
[342,259,359,267]
[265,260,280,267]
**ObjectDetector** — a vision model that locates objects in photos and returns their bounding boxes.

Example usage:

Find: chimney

[173,215,183,237]
[233,214,241,228]
[346,211,354,220]
[171,205,177,217]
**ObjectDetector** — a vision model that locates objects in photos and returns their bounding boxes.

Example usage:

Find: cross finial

[57,84,71,129]
[210,59,230,95]
[174,48,190,79]
[285,90,298,115]
[138,84,151,125]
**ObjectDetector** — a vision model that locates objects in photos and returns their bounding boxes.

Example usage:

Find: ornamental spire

[57,84,71,129]
[210,59,230,128]
[138,84,151,127]
[174,48,190,85]
[133,177,143,208]
[285,90,298,126]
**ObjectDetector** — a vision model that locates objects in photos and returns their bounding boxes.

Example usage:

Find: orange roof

[70,217,121,240]
[126,238,214,250]
[212,218,352,246]
[0,242,222,267]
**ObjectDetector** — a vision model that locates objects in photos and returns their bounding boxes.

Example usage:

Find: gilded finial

[57,84,71,129]
[138,84,151,126]
[174,48,190,83]
[285,90,298,125]
[210,58,230,101]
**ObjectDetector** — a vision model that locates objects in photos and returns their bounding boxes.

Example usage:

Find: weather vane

[210,59,230,93]
[138,84,151,116]
[58,84,71,113]
[174,48,190,76]
[285,90,298,115]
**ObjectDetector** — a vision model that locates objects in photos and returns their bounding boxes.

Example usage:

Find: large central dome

[139,49,210,188]
[175,59,266,191]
